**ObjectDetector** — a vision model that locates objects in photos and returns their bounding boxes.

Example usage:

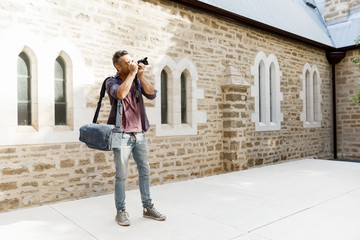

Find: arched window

[305,70,313,122]
[161,69,168,124]
[0,32,91,146]
[313,72,320,122]
[54,56,67,125]
[181,72,187,124]
[251,52,283,131]
[151,55,205,136]
[258,60,266,123]
[17,52,32,126]
[300,63,322,128]
[270,63,276,123]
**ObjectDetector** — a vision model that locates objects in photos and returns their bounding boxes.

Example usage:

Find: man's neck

[118,72,128,81]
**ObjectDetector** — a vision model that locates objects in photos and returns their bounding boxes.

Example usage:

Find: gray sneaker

[115,210,130,226]
[143,204,166,221]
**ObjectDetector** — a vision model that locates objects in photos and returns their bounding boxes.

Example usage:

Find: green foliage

[350,35,360,105]
[353,35,360,67]
[350,82,360,105]
[355,35,360,45]
[353,36,360,68]
[353,57,360,68]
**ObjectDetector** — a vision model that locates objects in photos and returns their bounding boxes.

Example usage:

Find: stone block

[94,153,106,163]
[21,181,39,187]
[60,159,75,168]
[0,182,17,191]
[2,167,29,175]
[0,198,19,211]
[0,148,16,154]
[33,163,55,172]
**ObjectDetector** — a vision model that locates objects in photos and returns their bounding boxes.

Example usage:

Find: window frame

[149,55,206,136]
[53,51,74,130]
[251,52,283,131]
[300,63,322,128]
[16,47,39,131]
[0,28,92,146]
[17,52,32,126]
[54,56,67,126]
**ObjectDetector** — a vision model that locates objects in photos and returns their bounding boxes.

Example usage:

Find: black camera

[134,57,149,103]
[137,57,149,65]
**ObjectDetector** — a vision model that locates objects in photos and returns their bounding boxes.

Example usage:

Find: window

[161,69,168,124]
[17,52,32,126]
[54,56,67,125]
[270,63,276,123]
[149,55,206,136]
[258,61,266,123]
[181,72,187,124]
[300,63,322,127]
[0,29,90,146]
[251,52,283,131]
[313,72,321,122]
[305,70,313,122]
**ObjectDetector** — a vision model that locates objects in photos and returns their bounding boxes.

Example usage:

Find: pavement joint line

[228,231,273,240]
[48,205,100,240]
[247,186,360,234]
[164,203,249,234]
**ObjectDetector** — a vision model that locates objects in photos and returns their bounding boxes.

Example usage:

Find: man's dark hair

[112,50,128,68]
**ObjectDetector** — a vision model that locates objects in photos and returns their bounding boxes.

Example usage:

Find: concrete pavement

[1,159,360,240]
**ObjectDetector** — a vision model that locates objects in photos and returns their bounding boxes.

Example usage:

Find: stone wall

[0,144,115,211]
[336,48,360,160]
[324,0,360,22]
[0,0,336,212]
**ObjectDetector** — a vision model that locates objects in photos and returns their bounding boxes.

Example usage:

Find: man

[106,50,166,226]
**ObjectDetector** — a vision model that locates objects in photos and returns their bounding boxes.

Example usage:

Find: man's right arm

[116,59,138,100]
[116,72,136,100]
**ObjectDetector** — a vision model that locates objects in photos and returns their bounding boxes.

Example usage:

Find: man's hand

[137,62,145,77]
[128,59,138,74]
[116,59,138,100]
[137,62,155,95]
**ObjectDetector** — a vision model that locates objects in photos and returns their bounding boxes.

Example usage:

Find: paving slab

[250,188,360,240]
[0,205,96,240]
[1,159,360,240]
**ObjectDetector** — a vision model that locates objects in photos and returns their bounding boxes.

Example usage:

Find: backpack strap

[92,78,109,123]
[92,77,123,131]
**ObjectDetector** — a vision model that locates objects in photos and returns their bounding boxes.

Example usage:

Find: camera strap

[134,74,140,103]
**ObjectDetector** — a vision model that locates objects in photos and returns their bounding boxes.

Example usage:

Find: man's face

[117,54,133,75]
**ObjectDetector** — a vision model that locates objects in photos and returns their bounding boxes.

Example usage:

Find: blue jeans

[113,132,152,211]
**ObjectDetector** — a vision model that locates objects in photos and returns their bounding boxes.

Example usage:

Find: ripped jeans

[113,132,152,211]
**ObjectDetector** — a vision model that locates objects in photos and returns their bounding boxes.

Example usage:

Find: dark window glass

[17,52,31,125]
[258,61,266,123]
[269,63,276,123]
[313,72,319,122]
[54,56,67,125]
[306,71,311,122]
[181,72,187,124]
[161,70,168,124]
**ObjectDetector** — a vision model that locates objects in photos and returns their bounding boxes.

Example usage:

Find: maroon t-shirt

[120,84,142,132]
[105,73,156,132]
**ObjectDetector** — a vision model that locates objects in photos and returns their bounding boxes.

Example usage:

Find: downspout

[326,51,346,159]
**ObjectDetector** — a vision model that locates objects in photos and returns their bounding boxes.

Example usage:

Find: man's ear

[115,64,121,72]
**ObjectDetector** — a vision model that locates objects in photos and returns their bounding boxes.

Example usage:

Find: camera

[134,57,149,103]
[137,57,149,65]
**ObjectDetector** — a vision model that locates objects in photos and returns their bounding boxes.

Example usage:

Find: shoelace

[146,205,162,216]
[119,210,129,219]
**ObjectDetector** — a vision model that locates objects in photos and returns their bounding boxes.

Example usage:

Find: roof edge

[335,44,359,52]
[169,0,337,51]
